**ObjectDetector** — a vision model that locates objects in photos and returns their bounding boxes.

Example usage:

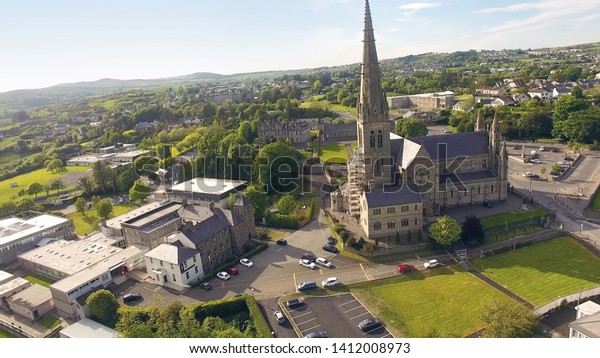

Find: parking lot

[283,293,392,338]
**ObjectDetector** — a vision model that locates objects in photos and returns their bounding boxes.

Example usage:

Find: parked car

[322,245,339,254]
[58,193,69,199]
[297,280,317,292]
[123,293,142,304]
[301,253,317,262]
[397,264,416,273]
[482,200,494,208]
[299,259,317,270]
[564,156,574,161]
[530,174,540,179]
[550,171,561,176]
[424,259,441,268]
[322,277,339,288]
[316,257,332,268]
[239,258,254,268]
[522,172,532,177]
[286,297,304,308]
[273,310,286,324]
[529,158,542,164]
[276,239,288,246]
[442,128,452,133]
[326,236,337,245]
[512,145,522,149]
[305,331,328,338]
[226,267,239,276]
[217,271,231,280]
[199,282,212,291]
[118,196,124,204]
[539,146,545,151]
[358,317,382,332]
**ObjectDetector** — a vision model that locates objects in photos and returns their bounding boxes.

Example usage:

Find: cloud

[387,28,400,32]
[399,2,440,16]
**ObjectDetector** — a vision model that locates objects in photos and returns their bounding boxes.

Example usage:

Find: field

[300,97,357,115]
[320,143,356,164]
[38,315,61,329]
[472,236,600,306]
[24,274,54,288]
[352,266,510,337]
[589,189,600,211]
[0,166,90,204]
[479,207,549,231]
[68,203,138,236]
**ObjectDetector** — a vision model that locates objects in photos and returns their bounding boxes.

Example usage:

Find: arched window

[370,130,375,147]
[374,222,382,230]
[377,130,383,148]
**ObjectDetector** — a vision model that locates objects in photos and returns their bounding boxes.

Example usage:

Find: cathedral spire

[475,111,484,132]
[358,0,388,124]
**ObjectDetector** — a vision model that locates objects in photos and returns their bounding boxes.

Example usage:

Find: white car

[322,277,339,288]
[316,257,332,268]
[299,259,317,270]
[539,146,545,151]
[522,172,532,177]
[530,158,542,164]
[424,259,441,269]
[217,271,230,280]
[239,258,254,268]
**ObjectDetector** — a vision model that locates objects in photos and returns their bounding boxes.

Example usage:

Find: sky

[1,0,600,93]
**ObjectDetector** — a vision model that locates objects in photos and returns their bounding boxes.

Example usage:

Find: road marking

[350,311,371,320]
[381,333,392,338]
[293,273,298,293]
[343,305,364,314]
[296,317,317,325]
[292,311,314,318]
[338,299,357,307]
[359,263,371,281]
[300,324,322,333]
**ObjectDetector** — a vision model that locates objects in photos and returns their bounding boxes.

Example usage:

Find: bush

[363,242,376,254]
[265,212,298,229]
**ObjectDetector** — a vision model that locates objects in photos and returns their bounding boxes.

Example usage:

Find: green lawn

[24,274,55,288]
[479,207,549,231]
[38,315,61,329]
[300,98,357,115]
[483,225,543,245]
[0,328,16,338]
[589,189,600,211]
[68,203,138,236]
[320,143,356,164]
[0,166,90,204]
[0,151,28,165]
[352,266,510,337]
[472,236,600,306]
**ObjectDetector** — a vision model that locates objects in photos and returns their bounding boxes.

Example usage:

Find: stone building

[258,120,310,148]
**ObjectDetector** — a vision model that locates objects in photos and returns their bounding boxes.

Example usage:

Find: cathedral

[331,1,509,241]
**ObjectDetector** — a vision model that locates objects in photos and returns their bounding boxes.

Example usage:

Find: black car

[482,200,494,208]
[326,236,337,245]
[123,293,142,304]
[286,297,304,308]
[564,156,574,161]
[297,280,317,292]
[276,239,288,246]
[358,317,382,332]
[305,331,328,338]
[531,174,540,179]
[322,245,339,254]
[301,253,317,262]
[199,282,212,291]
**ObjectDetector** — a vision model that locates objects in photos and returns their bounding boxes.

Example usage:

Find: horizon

[1,0,600,93]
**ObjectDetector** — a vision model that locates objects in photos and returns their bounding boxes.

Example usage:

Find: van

[297,280,317,292]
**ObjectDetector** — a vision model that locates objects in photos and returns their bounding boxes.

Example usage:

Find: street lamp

[580,222,584,234]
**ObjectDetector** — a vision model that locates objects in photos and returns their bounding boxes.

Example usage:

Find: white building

[527,88,552,101]
[7,284,54,321]
[168,178,248,209]
[144,244,203,291]
[0,212,76,264]
[59,318,117,338]
[569,300,600,338]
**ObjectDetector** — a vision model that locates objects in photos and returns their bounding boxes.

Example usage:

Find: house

[527,88,552,100]
[569,300,600,338]
[476,86,505,96]
[387,91,456,110]
[257,120,310,148]
[144,244,203,291]
[7,284,54,321]
[552,86,573,98]
[512,93,530,103]
[135,122,155,132]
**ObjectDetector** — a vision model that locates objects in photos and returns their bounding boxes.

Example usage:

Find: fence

[345,242,429,257]
[535,286,600,315]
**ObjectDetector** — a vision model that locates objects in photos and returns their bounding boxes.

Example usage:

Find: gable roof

[145,243,198,264]
[411,132,490,160]
[569,311,600,338]
[179,214,230,247]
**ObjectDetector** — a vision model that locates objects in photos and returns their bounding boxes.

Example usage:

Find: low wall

[535,286,600,315]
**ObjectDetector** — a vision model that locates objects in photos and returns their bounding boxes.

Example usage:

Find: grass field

[352,266,510,337]
[320,143,356,164]
[0,328,16,338]
[589,189,600,211]
[38,315,61,329]
[300,97,357,115]
[479,207,549,231]
[68,203,138,236]
[483,225,543,245]
[472,236,600,306]
[24,274,55,288]
[0,166,90,204]
[0,152,28,165]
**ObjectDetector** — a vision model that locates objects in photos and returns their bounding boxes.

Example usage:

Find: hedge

[245,296,272,338]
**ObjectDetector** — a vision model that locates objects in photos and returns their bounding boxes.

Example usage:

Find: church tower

[489,110,501,171]
[356,0,392,189]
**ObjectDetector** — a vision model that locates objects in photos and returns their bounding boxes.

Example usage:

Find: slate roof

[440,170,496,183]
[145,243,198,264]
[234,194,251,207]
[322,122,357,134]
[411,132,489,161]
[364,184,422,208]
[569,312,600,338]
[180,214,230,247]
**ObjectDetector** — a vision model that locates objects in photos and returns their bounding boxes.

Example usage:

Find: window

[478,186,481,195]
[450,190,454,198]
[194,267,199,274]
[149,258,153,264]
[377,130,383,148]
[374,222,382,230]
[160,260,164,267]
[172,274,176,281]
[373,208,381,215]
[387,221,396,229]
[414,204,418,210]
[401,218,409,227]
[370,130,375,147]
[482,160,487,169]
[387,207,395,214]
[185,272,190,280]
[491,185,494,193]
[401,205,409,212]
[193,256,197,262]
[414,218,418,225]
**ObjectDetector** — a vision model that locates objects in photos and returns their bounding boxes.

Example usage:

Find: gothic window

[482,160,487,169]
[374,222,382,230]
[478,186,481,195]
[401,218,409,227]
[387,221,396,229]
[491,185,494,193]
[370,130,375,147]
[377,130,383,148]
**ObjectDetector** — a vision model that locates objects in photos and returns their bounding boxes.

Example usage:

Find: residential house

[144,244,203,291]
[476,86,505,96]
[527,88,552,100]
[569,300,600,338]
[512,93,530,104]
[257,120,310,148]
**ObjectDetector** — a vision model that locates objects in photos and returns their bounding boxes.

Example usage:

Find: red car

[397,264,416,273]
[226,267,239,276]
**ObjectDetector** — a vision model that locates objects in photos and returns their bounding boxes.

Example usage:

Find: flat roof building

[0,277,31,300]
[59,318,117,338]
[7,284,54,321]
[168,178,247,209]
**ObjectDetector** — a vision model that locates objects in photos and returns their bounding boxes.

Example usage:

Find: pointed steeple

[358,0,388,124]
[475,111,484,132]
[501,139,508,158]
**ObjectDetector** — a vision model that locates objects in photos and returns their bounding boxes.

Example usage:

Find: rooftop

[0,277,30,298]
[569,311,600,338]
[170,178,247,195]
[60,318,117,338]
[144,243,198,264]
[0,270,13,283]
[120,202,181,229]
[8,284,52,309]
[364,185,422,208]
[0,214,71,247]
[410,131,490,161]
[105,202,164,229]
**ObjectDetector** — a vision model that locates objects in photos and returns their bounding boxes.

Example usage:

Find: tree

[551,163,560,173]
[540,166,547,177]
[96,199,113,220]
[244,186,269,221]
[129,180,152,202]
[117,169,137,193]
[43,184,51,196]
[27,182,43,197]
[86,289,119,328]
[46,158,65,173]
[78,175,95,197]
[275,194,296,215]
[460,215,485,246]
[481,299,539,338]
[17,197,37,211]
[395,118,428,138]
[429,215,461,247]
[92,160,112,193]
[75,197,87,216]
[255,141,299,193]
[49,178,65,193]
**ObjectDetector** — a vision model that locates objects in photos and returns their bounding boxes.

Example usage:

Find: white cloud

[399,2,440,17]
